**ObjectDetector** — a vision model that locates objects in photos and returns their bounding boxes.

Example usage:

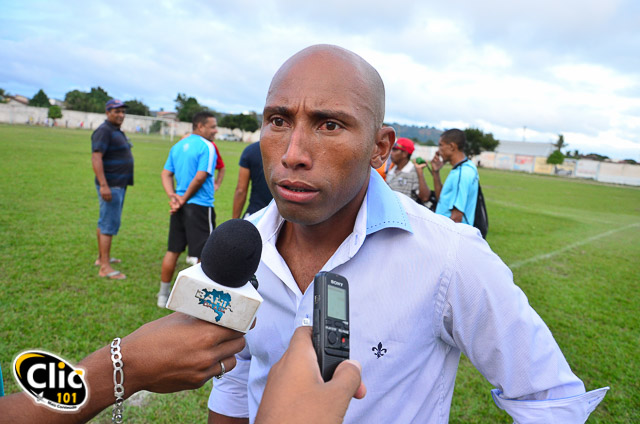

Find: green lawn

[1,125,638,423]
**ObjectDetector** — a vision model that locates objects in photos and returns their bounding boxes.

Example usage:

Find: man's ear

[370,126,395,169]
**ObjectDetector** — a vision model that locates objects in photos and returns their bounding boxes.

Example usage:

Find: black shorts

[168,204,215,258]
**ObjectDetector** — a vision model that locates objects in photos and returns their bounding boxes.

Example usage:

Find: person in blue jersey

[431,128,479,224]
[91,99,133,280]
[157,111,222,307]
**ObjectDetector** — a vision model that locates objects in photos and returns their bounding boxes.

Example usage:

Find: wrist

[111,338,125,423]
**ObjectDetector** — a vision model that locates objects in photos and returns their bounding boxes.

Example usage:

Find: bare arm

[176,170,209,208]
[430,153,444,200]
[232,167,251,219]
[414,162,432,203]
[208,412,249,424]
[91,151,111,201]
[0,313,246,424]
[450,207,464,223]
[161,169,176,198]
[161,169,181,214]
[215,166,226,192]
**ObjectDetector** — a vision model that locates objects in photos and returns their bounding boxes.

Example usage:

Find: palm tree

[554,134,568,152]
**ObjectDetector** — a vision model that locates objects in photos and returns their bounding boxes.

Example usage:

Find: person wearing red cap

[385,137,431,204]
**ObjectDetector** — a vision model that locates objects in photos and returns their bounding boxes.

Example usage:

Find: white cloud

[1,0,639,159]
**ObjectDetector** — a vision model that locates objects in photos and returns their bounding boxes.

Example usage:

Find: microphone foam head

[201,219,263,288]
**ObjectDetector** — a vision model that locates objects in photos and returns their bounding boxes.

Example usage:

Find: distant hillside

[387,122,443,145]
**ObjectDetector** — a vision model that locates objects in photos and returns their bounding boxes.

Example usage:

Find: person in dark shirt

[91,99,134,280]
[232,141,273,218]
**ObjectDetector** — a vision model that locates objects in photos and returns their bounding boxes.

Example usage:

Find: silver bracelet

[111,337,125,423]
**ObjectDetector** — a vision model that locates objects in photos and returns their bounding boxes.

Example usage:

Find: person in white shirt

[208,44,608,424]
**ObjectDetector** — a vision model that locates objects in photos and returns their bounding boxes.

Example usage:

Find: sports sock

[159,281,172,295]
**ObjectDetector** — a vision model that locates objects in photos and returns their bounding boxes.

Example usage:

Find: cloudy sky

[2,0,639,159]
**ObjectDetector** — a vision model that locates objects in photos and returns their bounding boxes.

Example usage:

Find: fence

[0,103,260,142]
[411,146,639,186]
[476,151,640,186]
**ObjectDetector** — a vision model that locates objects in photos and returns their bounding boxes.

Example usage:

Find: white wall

[476,151,639,186]
[0,103,261,142]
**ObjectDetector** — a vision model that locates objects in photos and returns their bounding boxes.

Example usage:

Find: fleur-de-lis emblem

[372,342,387,358]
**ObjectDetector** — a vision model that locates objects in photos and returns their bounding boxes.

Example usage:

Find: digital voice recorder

[313,271,350,381]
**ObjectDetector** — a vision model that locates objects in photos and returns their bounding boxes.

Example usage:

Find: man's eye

[322,121,341,131]
[271,117,285,127]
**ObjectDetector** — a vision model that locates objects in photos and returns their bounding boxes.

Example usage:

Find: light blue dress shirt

[209,169,607,423]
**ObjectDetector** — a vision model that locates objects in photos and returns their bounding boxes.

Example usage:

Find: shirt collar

[103,119,124,131]
[247,169,412,294]
[249,168,413,243]
[389,160,415,175]
[364,169,413,235]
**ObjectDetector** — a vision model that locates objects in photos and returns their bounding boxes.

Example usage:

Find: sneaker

[186,256,198,266]
[157,293,169,308]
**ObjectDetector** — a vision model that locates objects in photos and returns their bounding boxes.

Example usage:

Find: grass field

[1,124,638,423]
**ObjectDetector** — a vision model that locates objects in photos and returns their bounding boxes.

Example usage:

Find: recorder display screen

[327,285,346,320]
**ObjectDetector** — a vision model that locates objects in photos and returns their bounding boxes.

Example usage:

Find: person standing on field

[178,131,226,265]
[385,137,431,204]
[157,111,221,307]
[431,129,478,224]
[232,141,273,219]
[91,99,133,280]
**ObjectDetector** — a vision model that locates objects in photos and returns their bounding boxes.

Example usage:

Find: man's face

[106,107,126,127]
[437,138,454,163]
[390,146,408,165]
[196,117,218,141]
[260,54,378,226]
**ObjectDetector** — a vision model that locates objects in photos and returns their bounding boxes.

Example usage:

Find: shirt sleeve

[91,126,109,153]
[208,343,251,418]
[163,148,174,173]
[437,227,607,423]
[197,142,216,175]
[214,144,225,170]
[239,144,251,168]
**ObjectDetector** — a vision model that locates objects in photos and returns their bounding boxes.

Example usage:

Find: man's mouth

[276,181,319,203]
[283,185,313,193]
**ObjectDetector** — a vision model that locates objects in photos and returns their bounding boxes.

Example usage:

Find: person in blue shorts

[232,141,273,219]
[91,99,133,280]
[431,128,478,225]
[157,111,221,307]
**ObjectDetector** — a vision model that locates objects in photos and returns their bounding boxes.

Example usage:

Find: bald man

[208,45,607,424]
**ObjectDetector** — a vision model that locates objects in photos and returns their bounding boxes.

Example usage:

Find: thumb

[326,360,366,401]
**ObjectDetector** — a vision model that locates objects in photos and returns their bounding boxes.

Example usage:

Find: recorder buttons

[328,331,338,345]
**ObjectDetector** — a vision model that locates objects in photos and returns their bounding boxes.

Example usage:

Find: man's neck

[394,158,409,171]
[450,152,466,167]
[276,180,368,293]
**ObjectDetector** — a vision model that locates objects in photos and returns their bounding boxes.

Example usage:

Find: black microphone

[166,219,264,332]
[200,219,262,288]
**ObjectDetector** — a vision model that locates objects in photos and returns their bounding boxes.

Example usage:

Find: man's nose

[281,125,312,170]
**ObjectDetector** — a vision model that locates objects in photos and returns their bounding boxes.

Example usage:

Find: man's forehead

[267,52,373,112]
[266,45,385,125]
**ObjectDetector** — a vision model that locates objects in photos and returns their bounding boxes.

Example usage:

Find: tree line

[5,87,260,134]
[5,87,634,162]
